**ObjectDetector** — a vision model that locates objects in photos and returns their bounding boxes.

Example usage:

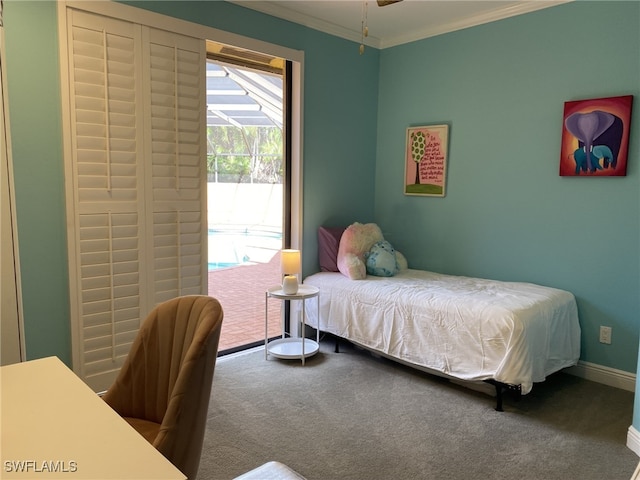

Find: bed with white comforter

[303,269,581,398]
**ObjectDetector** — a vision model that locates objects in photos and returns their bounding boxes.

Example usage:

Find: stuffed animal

[365,240,398,277]
[337,222,408,280]
[337,222,383,280]
[396,250,408,271]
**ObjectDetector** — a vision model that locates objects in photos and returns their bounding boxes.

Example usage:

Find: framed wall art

[559,95,633,177]
[404,124,449,196]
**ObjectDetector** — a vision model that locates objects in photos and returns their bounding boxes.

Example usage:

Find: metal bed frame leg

[494,382,504,412]
[486,380,522,412]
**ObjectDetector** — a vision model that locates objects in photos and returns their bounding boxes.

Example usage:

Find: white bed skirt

[303,269,581,395]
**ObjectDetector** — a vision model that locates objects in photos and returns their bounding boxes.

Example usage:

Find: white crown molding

[381,1,572,48]
[230,1,383,48]
[230,1,572,50]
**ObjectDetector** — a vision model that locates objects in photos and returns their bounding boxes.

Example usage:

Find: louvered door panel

[77,211,142,385]
[70,11,142,208]
[144,28,206,304]
[66,10,146,391]
[152,210,204,303]
[63,8,206,391]
[148,37,202,201]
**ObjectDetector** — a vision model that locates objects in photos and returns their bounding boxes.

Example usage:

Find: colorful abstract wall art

[559,95,633,176]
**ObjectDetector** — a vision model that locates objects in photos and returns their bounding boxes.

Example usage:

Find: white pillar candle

[282,275,299,295]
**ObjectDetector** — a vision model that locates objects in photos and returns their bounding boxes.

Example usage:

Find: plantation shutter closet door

[64,8,206,391]
[144,28,207,306]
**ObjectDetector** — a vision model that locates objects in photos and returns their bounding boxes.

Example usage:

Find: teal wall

[374,0,640,428]
[376,0,639,373]
[3,1,71,364]
[3,0,379,364]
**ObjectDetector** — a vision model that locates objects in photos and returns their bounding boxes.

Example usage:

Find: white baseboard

[566,362,638,458]
[564,360,636,392]
[628,426,640,458]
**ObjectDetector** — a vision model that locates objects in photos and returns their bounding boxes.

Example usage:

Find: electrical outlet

[599,326,612,345]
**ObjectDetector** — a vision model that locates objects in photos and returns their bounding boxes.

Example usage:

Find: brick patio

[208,251,284,352]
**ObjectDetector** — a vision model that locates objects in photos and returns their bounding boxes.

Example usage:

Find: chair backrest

[103,295,223,479]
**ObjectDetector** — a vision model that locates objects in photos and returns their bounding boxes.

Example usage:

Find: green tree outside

[207,126,283,184]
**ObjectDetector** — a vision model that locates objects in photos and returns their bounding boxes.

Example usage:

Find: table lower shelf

[266,338,320,360]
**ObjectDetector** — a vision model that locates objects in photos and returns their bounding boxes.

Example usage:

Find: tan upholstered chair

[103,295,223,480]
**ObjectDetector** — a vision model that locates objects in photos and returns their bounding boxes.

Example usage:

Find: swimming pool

[208,227,282,270]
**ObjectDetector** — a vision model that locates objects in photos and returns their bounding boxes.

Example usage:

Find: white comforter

[303,269,581,394]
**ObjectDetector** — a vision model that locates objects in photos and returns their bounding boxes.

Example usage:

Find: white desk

[0,356,185,479]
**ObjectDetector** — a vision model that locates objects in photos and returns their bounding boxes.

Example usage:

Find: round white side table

[265,284,320,365]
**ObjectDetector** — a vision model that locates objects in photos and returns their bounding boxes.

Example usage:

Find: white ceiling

[231,0,570,49]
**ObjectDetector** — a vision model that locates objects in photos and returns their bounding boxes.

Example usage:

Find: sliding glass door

[205,45,290,353]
